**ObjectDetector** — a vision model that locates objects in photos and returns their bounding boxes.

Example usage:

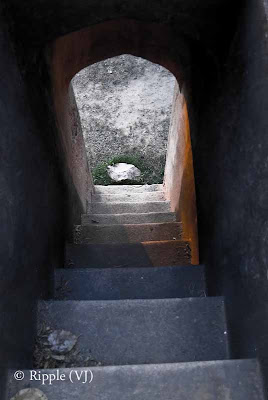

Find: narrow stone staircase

[7,184,265,399]
[70,184,191,268]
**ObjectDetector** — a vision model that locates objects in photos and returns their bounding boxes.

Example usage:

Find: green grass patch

[92,154,165,185]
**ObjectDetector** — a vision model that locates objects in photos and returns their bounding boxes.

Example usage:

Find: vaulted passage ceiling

[6,0,242,54]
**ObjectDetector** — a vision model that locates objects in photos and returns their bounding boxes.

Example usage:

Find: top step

[94,184,164,194]
[92,191,166,203]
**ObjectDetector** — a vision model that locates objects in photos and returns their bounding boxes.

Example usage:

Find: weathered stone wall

[72,55,175,183]
[49,46,94,211]
[0,5,65,397]
[190,0,268,392]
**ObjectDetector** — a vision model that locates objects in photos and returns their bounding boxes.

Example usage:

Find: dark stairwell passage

[8,182,265,399]
[3,2,268,398]
[72,184,191,268]
[66,53,199,269]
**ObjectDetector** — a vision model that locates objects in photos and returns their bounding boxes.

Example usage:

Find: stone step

[54,265,206,300]
[8,360,265,400]
[82,212,176,225]
[92,191,166,203]
[65,241,191,268]
[94,184,164,194]
[89,201,171,215]
[74,222,182,244]
[36,297,229,365]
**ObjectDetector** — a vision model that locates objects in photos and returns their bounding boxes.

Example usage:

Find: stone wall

[164,82,198,264]
[49,46,94,212]
[190,0,268,391]
[72,55,175,184]
[0,6,65,397]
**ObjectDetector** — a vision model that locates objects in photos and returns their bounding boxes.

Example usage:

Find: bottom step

[8,360,264,400]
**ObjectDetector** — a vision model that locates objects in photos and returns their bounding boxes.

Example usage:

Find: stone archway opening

[71,54,175,186]
[48,19,199,264]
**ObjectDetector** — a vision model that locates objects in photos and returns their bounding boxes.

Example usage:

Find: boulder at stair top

[107,163,141,182]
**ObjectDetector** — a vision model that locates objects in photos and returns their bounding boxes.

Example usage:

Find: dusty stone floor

[72,55,175,183]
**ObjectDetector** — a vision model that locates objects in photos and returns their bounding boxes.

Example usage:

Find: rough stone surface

[74,222,182,244]
[107,163,141,182]
[89,201,171,215]
[94,184,163,193]
[37,297,229,365]
[92,191,166,203]
[82,211,176,225]
[65,241,191,268]
[72,55,175,180]
[54,265,206,300]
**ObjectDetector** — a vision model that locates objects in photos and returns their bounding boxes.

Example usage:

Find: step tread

[82,212,176,225]
[8,360,265,400]
[65,241,191,268]
[54,265,206,300]
[92,191,166,203]
[89,201,171,215]
[74,222,182,244]
[37,297,229,365]
[94,184,164,194]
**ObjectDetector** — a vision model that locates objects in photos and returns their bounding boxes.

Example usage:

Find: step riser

[8,360,265,400]
[54,266,206,300]
[92,192,166,203]
[94,184,163,194]
[65,241,191,268]
[37,297,229,365]
[74,223,182,244]
[82,212,176,225]
[89,201,171,215]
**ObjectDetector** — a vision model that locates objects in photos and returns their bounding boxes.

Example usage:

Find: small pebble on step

[10,388,48,400]
[47,330,78,354]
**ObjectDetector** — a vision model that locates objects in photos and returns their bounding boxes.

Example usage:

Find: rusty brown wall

[164,83,199,264]
[48,45,94,214]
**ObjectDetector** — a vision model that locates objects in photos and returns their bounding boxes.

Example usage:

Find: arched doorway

[47,19,199,264]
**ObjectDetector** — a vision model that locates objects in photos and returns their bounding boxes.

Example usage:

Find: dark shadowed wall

[0,2,90,396]
[191,0,268,392]
[0,8,63,392]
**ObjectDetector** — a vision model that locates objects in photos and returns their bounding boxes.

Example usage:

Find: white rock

[10,388,48,400]
[47,330,77,354]
[107,163,141,182]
